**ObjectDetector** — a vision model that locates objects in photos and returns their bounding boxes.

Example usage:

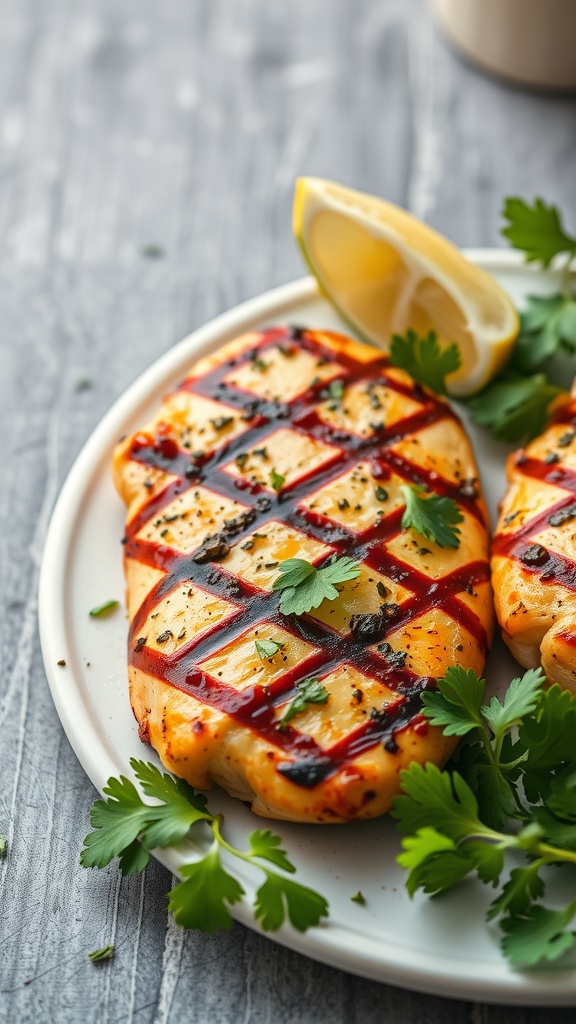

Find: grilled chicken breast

[492,388,576,693]
[113,326,493,823]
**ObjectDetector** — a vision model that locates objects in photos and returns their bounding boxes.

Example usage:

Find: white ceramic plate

[39,252,576,1005]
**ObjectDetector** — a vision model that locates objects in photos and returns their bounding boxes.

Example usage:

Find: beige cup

[433,0,576,90]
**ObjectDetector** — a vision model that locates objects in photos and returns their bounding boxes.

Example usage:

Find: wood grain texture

[1,0,576,1021]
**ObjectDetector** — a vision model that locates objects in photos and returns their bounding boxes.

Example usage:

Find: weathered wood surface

[1,0,576,1021]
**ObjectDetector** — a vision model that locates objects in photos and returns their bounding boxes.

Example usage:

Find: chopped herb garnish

[252,447,268,459]
[89,600,120,618]
[338,498,350,510]
[81,759,329,934]
[255,638,285,660]
[270,469,285,492]
[375,486,388,502]
[279,678,329,727]
[0,835,6,859]
[376,581,389,600]
[351,891,367,905]
[250,357,269,372]
[324,379,345,408]
[88,946,115,963]
[235,453,249,470]
[156,630,173,644]
[400,485,463,549]
[272,555,361,616]
[210,416,234,431]
[140,243,164,258]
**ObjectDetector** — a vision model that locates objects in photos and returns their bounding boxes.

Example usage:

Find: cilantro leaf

[390,329,461,394]
[80,761,211,872]
[279,678,329,726]
[397,827,473,896]
[272,555,361,616]
[270,469,285,492]
[254,638,284,660]
[392,763,491,843]
[520,685,576,802]
[502,197,576,267]
[254,874,329,932]
[421,666,486,736]
[272,558,315,590]
[533,807,576,852]
[466,371,563,444]
[400,485,463,549]
[481,668,544,745]
[168,845,244,933]
[487,864,545,921]
[248,829,295,873]
[501,903,576,966]
[545,770,576,823]
[464,840,506,885]
[512,294,576,373]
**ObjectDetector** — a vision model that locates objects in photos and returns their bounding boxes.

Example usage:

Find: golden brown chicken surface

[113,326,494,822]
[492,389,576,693]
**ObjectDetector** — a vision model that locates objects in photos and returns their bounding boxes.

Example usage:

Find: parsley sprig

[272,555,361,616]
[393,668,576,967]
[400,485,463,549]
[390,329,461,395]
[81,759,329,934]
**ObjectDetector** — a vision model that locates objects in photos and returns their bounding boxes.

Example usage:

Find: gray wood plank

[1,0,576,1021]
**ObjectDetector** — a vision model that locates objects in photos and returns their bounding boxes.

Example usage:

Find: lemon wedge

[293,177,519,397]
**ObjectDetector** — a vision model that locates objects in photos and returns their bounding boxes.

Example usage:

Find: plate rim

[38,249,576,1006]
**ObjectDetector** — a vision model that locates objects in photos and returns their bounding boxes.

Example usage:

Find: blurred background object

[433,0,576,90]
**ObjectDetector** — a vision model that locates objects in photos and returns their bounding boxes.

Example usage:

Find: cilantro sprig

[400,485,463,549]
[390,329,461,395]
[81,759,329,935]
[465,197,576,443]
[272,555,361,616]
[393,668,576,967]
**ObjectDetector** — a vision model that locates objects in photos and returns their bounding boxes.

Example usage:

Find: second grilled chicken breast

[113,326,494,822]
[492,388,576,693]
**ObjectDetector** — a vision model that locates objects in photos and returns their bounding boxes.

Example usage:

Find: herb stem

[212,814,252,865]
[559,249,576,300]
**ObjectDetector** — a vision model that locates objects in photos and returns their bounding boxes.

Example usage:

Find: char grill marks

[493,446,576,591]
[121,327,489,787]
